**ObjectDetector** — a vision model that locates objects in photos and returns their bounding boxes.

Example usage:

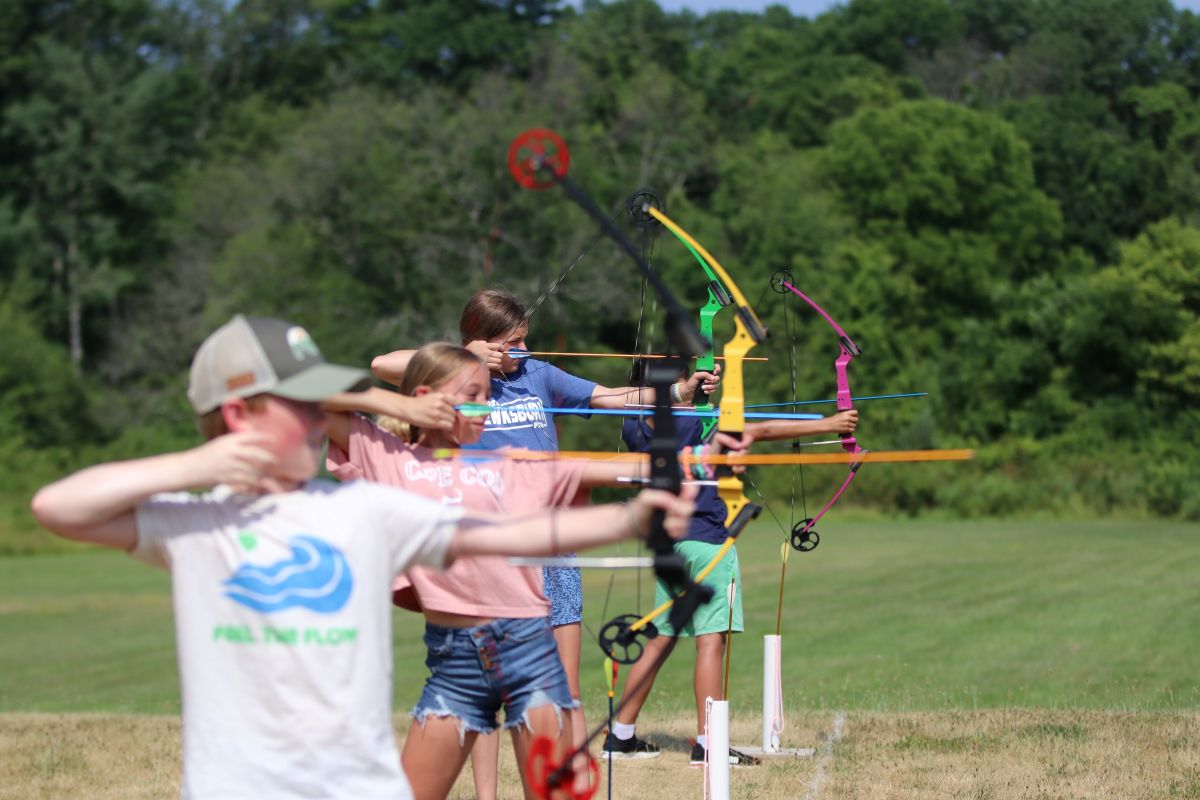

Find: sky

[645,0,1200,15]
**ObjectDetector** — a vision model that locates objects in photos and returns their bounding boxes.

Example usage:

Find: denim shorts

[543,562,583,626]
[411,617,578,736]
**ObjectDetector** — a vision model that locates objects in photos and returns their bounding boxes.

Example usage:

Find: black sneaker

[601,732,662,760]
[689,741,761,767]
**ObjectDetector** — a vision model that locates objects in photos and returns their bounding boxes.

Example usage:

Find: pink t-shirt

[327,415,586,618]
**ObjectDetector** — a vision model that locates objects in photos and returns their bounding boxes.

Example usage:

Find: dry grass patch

[2,710,1197,799]
[0,714,180,800]
[820,710,1200,800]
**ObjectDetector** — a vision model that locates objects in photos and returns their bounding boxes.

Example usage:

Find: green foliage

[1002,93,1176,261]
[1061,219,1200,409]
[0,278,102,554]
[0,278,97,450]
[2,0,1200,527]
[816,0,968,71]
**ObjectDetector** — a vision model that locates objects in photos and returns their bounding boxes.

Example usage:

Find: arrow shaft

[509,350,768,362]
[746,392,927,408]
[439,447,976,465]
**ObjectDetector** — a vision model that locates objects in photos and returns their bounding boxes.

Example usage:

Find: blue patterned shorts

[543,561,582,626]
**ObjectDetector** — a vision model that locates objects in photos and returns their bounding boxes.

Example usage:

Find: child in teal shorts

[604,407,858,765]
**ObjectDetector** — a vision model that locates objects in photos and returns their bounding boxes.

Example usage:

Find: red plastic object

[508,128,571,190]
[525,735,600,800]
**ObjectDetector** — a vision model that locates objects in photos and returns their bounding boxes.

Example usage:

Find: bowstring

[755,279,807,637]
[597,213,656,652]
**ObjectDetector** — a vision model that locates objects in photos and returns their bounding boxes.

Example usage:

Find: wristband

[671,383,683,404]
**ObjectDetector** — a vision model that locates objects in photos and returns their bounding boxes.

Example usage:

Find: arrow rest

[790,519,820,552]
[598,613,659,665]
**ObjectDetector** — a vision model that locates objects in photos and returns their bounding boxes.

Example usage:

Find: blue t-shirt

[621,416,729,545]
[474,359,597,452]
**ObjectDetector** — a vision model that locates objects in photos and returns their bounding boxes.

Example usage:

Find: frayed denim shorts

[411,616,578,736]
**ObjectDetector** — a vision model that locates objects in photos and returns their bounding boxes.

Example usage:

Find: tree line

[2,0,1198,552]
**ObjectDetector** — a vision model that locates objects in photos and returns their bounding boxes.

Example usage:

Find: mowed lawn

[1,518,1197,718]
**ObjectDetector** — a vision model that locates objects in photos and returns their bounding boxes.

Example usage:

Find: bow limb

[627,190,735,439]
[640,194,732,439]
[644,204,768,469]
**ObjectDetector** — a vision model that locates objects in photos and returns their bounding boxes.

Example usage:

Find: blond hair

[378,343,483,442]
[459,289,526,344]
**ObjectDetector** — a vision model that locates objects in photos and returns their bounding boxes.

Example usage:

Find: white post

[706,698,730,800]
[762,635,782,753]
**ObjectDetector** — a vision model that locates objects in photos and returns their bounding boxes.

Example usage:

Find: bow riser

[835,345,860,454]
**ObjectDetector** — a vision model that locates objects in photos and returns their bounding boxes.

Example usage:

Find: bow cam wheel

[598,614,658,665]
[508,129,570,190]
[770,269,796,294]
[626,189,663,228]
[790,519,820,552]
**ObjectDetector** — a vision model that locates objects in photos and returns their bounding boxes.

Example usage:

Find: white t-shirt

[132,479,460,800]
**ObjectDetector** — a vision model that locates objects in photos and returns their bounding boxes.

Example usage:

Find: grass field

[3,710,1198,799]
[1,518,1198,797]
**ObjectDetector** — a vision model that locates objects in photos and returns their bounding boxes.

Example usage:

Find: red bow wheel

[525,735,600,800]
[507,128,571,190]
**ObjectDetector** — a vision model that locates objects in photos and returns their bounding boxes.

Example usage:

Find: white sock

[612,722,637,740]
[696,735,707,748]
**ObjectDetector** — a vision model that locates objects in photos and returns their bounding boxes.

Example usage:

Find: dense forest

[2,0,1198,551]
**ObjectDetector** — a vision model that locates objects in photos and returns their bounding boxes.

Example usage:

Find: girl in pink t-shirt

[325,343,657,800]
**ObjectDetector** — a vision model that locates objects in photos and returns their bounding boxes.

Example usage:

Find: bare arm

[371,349,417,386]
[578,457,650,488]
[30,433,277,551]
[745,409,859,442]
[322,387,455,452]
[576,429,751,487]
[589,384,650,409]
[589,368,720,411]
[447,485,696,560]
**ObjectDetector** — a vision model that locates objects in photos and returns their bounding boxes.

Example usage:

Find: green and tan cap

[188,315,371,414]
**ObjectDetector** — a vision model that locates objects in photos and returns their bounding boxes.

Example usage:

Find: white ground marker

[704,698,730,800]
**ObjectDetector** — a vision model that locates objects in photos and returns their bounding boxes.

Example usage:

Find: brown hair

[459,289,526,344]
[196,395,268,441]
[379,343,483,442]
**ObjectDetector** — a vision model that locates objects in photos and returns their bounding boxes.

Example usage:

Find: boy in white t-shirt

[29,315,695,800]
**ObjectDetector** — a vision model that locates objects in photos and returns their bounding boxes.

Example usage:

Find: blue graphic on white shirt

[224,535,353,613]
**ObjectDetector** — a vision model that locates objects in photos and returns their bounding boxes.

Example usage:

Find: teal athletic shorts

[652,540,743,637]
